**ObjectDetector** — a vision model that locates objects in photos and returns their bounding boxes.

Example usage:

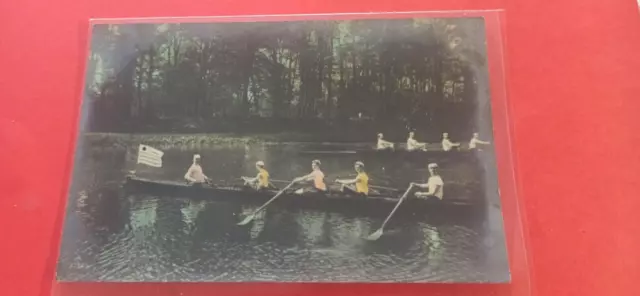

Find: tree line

[83,18,493,141]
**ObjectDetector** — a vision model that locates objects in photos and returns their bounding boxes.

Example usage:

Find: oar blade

[237,214,255,226]
[365,228,384,241]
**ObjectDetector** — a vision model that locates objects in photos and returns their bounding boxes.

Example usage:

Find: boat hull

[123,176,483,216]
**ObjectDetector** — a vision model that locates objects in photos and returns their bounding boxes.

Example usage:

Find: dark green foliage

[83,18,491,142]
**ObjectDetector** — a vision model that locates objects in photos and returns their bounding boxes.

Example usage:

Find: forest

[83,18,492,142]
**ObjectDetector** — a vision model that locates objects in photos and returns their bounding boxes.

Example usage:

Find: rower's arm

[295,173,313,182]
[243,176,257,183]
[478,140,490,144]
[338,178,358,185]
[410,182,429,189]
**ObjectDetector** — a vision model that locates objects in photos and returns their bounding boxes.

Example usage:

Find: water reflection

[181,200,206,233]
[57,142,508,282]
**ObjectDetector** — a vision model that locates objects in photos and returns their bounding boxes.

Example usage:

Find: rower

[376,133,395,150]
[411,163,444,200]
[293,159,327,194]
[335,161,369,196]
[184,154,210,185]
[406,131,428,151]
[441,133,461,151]
[242,161,271,191]
[469,132,491,150]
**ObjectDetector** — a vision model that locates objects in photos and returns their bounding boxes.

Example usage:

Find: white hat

[312,159,321,166]
[256,161,265,167]
[428,163,439,169]
[355,161,364,167]
[193,154,201,162]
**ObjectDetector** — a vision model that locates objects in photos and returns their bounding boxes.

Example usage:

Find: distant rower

[293,159,327,194]
[335,161,369,196]
[441,133,461,151]
[242,161,271,191]
[411,163,444,200]
[184,154,210,184]
[376,133,395,150]
[469,132,491,150]
[407,131,428,151]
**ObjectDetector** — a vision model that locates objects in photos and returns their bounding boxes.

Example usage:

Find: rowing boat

[123,176,483,215]
[298,148,481,164]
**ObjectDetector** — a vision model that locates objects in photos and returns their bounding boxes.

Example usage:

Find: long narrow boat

[298,147,483,161]
[123,176,483,215]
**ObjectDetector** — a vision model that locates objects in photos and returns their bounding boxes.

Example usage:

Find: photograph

[56,15,510,283]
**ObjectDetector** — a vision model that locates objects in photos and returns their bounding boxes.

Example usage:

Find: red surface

[0,0,639,295]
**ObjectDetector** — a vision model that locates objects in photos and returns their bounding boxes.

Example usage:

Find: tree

[85,18,490,140]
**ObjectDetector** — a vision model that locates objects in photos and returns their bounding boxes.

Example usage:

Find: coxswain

[441,133,461,151]
[335,161,369,196]
[184,154,210,184]
[406,131,428,151]
[376,133,395,150]
[411,163,444,200]
[469,132,491,150]
[293,159,327,194]
[242,161,271,191]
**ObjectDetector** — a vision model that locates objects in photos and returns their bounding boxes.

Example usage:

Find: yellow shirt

[355,172,369,195]
[257,168,270,188]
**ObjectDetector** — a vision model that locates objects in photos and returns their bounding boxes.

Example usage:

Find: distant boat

[298,146,483,160]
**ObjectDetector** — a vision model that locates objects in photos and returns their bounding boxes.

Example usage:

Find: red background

[1,0,639,295]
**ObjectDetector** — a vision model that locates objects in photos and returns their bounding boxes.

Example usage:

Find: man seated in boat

[292,159,327,194]
[406,131,428,151]
[376,133,395,150]
[242,161,271,191]
[441,133,461,151]
[410,163,444,201]
[469,132,491,150]
[335,161,369,196]
[184,154,210,185]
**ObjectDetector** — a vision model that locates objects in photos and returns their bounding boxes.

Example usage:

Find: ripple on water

[59,192,501,283]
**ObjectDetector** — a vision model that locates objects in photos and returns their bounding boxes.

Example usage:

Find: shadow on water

[57,140,509,282]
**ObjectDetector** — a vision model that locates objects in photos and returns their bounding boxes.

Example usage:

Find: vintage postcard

[56,14,510,283]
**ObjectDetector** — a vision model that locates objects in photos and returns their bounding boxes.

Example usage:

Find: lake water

[56,140,510,283]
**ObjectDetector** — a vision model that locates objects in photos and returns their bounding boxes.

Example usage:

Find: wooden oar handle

[379,184,414,227]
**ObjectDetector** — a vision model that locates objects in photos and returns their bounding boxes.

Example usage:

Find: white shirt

[469,138,479,149]
[427,175,444,199]
[185,164,206,182]
[442,139,454,151]
[407,138,421,151]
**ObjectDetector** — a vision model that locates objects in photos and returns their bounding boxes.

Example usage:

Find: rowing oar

[365,183,414,241]
[299,150,357,154]
[237,181,295,226]
[270,179,293,184]
[370,185,400,192]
